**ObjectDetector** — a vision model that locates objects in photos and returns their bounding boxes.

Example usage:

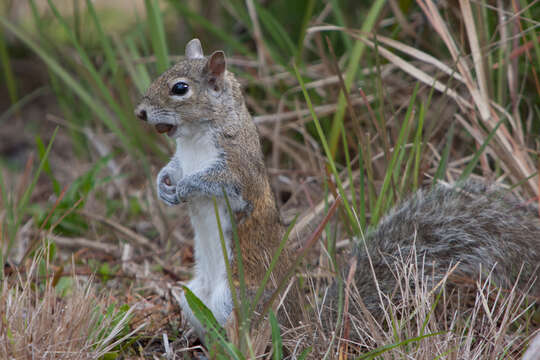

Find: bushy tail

[354,181,540,313]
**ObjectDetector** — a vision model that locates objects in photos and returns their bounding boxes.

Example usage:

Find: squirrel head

[135,38,238,138]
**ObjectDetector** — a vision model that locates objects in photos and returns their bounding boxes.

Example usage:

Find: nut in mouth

[155,123,178,137]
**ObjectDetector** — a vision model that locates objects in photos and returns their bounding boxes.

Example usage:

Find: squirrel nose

[136,108,147,121]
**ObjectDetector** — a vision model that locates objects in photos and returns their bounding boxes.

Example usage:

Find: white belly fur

[174,131,233,338]
[180,199,233,337]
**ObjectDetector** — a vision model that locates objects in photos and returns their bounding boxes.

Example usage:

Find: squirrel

[135,39,293,339]
[135,39,540,342]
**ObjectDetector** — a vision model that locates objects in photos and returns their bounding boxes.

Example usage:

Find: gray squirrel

[135,39,291,338]
[135,39,540,341]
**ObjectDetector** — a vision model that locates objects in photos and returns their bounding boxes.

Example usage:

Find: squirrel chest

[176,130,220,178]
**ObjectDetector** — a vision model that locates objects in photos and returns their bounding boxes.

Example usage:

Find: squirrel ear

[205,51,226,90]
[207,51,226,77]
[185,38,204,59]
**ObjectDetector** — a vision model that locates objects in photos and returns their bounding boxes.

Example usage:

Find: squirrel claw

[164,175,172,186]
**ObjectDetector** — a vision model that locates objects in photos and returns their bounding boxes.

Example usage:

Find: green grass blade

[328,0,386,156]
[294,0,315,64]
[298,347,312,360]
[144,0,169,73]
[183,286,223,331]
[183,286,245,360]
[392,83,419,193]
[269,311,283,360]
[168,1,251,56]
[356,331,446,360]
[0,86,48,124]
[293,64,357,233]
[126,37,152,89]
[250,215,298,317]
[519,0,540,86]
[342,130,358,216]
[254,2,297,65]
[357,147,367,229]
[45,0,135,131]
[433,122,455,184]
[0,27,17,105]
[116,36,151,94]
[329,0,352,50]
[257,196,341,326]
[0,16,131,151]
[221,190,249,347]
[0,166,15,269]
[371,84,418,224]
[35,136,60,195]
[85,0,118,74]
[17,127,58,218]
[182,286,224,335]
[413,102,426,190]
[213,196,240,319]
[458,119,503,181]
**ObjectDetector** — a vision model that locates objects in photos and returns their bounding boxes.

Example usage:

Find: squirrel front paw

[157,168,180,206]
[176,178,196,203]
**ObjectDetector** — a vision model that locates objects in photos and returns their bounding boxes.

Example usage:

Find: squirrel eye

[171,81,189,96]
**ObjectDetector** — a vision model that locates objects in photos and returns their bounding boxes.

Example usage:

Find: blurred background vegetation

[0,0,539,358]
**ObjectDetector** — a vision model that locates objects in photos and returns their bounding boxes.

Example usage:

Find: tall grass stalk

[328,0,386,157]
[294,64,357,233]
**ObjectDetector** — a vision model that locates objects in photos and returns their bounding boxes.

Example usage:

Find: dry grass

[0,252,141,360]
[288,245,540,359]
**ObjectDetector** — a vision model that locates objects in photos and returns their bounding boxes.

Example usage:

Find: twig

[47,233,120,256]
[254,96,374,124]
[82,211,159,252]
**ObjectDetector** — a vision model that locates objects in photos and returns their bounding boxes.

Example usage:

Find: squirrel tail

[321,181,540,327]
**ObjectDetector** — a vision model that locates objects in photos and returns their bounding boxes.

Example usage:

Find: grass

[0,0,539,358]
[323,249,538,359]
[1,249,140,359]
